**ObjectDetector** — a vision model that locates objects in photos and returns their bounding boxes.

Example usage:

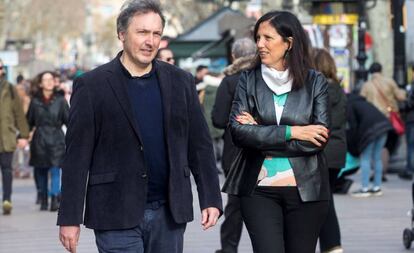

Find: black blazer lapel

[154,61,172,139]
[105,60,143,142]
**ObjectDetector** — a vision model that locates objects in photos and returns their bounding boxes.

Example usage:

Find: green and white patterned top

[257,93,297,187]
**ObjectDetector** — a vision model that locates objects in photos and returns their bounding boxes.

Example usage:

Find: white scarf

[261,64,292,95]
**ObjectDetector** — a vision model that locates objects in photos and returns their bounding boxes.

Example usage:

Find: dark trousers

[94,201,186,253]
[0,152,14,201]
[219,195,243,253]
[319,168,342,252]
[240,187,329,253]
[406,122,414,172]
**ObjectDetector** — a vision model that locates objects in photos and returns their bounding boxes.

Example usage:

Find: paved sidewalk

[0,173,412,253]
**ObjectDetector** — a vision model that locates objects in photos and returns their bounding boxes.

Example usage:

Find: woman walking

[27,71,69,211]
[313,48,347,253]
[223,11,330,253]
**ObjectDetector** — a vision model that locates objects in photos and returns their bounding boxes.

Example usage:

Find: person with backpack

[0,59,29,215]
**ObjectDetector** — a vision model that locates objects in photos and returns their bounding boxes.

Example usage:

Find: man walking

[57,1,222,252]
[212,38,256,253]
[0,59,29,215]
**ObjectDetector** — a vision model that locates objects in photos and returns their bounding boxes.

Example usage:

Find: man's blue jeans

[94,201,186,253]
[360,134,387,189]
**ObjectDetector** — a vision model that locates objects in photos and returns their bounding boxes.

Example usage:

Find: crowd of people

[0,61,76,214]
[0,1,413,253]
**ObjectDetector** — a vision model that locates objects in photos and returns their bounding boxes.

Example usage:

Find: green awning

[168,41,227,59]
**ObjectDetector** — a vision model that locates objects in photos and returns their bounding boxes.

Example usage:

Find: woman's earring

[283,49,289,59]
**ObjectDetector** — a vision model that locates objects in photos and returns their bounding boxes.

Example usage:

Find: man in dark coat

[212,37,256,253]
[57,1,222,253]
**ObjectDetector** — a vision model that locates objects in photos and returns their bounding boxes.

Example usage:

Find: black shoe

[35,192,41,205]
[40,194,48,211]
[334,179,353,194]
[50,196,59,212]
[399,171,413,180]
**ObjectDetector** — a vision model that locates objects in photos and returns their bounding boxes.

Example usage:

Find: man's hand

[201,207,220,230]
[16,138,28,149]
[59,226,80,253]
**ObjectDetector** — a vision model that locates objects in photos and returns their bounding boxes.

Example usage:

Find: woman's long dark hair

[30,71,56,98]
[253,11,313,89]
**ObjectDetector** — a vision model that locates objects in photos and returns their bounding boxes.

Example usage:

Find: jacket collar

[104,51,172,143]
[253,66,307,126]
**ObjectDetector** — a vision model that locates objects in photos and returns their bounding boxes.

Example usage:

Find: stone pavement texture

[0,173,412,253]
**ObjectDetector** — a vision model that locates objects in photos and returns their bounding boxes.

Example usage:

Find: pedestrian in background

[399,64,414,180]
[200,73,224,172]
[313,48,347,253]
[195,65,209,102]
[156,47,175,65]
[57,1,222,252]
[13,74,32,179]
[27,71,69,211]
[348,92,394,197]
[223,11,330,253]
[360,62,406,182]
[212,37,256,253]
[0,59,29,215]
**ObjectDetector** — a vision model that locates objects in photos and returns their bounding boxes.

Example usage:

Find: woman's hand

[291,125,328,147]
[235,111,257,125]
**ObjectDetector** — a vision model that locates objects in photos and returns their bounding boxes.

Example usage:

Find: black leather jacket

[224,67,331,202]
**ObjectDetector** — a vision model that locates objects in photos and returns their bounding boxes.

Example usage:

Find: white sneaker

[351,189,371,198]
[323,246,344,253]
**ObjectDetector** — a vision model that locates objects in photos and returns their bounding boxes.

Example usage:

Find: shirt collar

[117,52,156,79]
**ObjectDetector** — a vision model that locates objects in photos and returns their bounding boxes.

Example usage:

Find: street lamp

[353,0,368,92]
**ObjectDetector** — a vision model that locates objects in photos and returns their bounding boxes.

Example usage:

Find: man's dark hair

[16,74,24,84]
[156,47,172,59]
[117,0,165,38]
[253,11,313,89]
[196,65,208,73]
[369,62,382,74]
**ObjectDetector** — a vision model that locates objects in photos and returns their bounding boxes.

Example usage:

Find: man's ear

[118,31,126,42]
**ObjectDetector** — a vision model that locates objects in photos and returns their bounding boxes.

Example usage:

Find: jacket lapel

[154,61,172,138]
[105,58,143,142]
[280,86,301,125]
[254,68,277,125]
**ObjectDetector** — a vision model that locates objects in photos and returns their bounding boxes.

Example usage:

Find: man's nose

[144,35,155,46]
[257,38,264,48]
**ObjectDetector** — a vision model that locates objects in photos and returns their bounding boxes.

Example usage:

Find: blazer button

[139,146,144,151]
[141,173,147,179]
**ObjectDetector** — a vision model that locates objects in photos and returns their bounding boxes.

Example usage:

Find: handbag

[372,81,405,135]
[389,110,405,135]
[221,148,264,196]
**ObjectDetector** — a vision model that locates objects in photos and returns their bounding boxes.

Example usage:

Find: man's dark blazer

[57,53,223,230]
